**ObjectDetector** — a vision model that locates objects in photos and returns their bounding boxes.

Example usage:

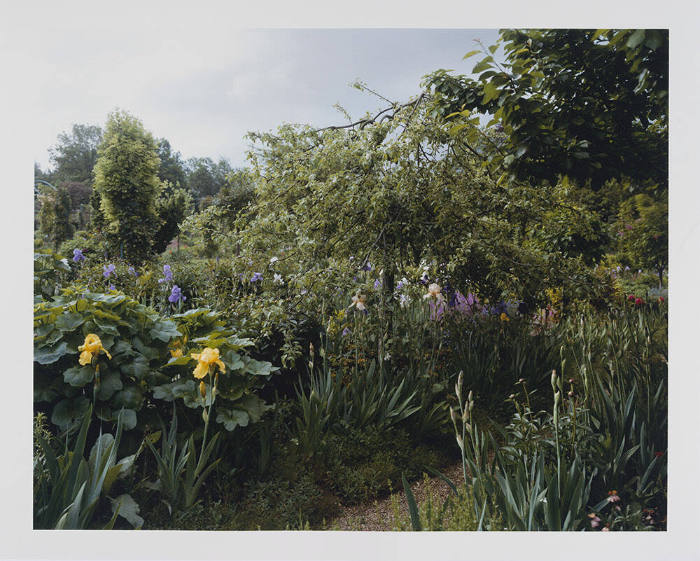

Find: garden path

[328,461,465,531]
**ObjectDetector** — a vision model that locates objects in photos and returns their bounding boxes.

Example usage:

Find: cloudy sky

[18,24,498,169]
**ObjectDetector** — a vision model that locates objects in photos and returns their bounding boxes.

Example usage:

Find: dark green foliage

[426,29,668,189]
[49,123,103,184]
[153,184,194,254]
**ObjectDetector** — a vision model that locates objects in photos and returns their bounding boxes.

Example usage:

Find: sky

[20,27,499,170]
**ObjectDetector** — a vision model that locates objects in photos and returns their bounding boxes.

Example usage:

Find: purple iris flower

[396,280,404,291]
[374,279,381,290]
[158,264,173,284]
[361,262,372,272]
[168,285,186,303]
[128,266,138,277]
[72,248,85,263]
[109,284,116,291]
[342,327,351,337]
[250,272,263,283]
[103,264,116,278]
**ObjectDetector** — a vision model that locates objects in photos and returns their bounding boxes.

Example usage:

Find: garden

[33,29,667,531]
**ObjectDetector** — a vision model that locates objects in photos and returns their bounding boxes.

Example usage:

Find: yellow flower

[200,380,207,398]
[170,348,183,358]
[191,347,226,379]
[500,312,510,322]
[78,333,112,366]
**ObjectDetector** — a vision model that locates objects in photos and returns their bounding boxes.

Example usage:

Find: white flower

[350,292,367,311]
[270,256,279,265]
[423,283,444,302]
[399,293,410,308]
[273,273,284,285]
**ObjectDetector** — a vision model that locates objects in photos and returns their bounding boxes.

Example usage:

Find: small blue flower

[361,262,372,272]
[103,264,116,278]
[168,284,186,303]
[342,327,351,337]
[374,279,381,290]
[109,284,116,291]
[72,248,85,263]
[128,266,138,277]
[250,272,263,283]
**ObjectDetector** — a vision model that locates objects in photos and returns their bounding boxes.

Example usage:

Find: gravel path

[327,461,465,531]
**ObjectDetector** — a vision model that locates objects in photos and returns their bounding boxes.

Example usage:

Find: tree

[93,110,162,262]
[37,186,73,250]
[616,194,667,286]
[186,157,233,201]
[49,124,103,184]
[426,29,668,190]
[152,183,194,254]
[156,138,187,188]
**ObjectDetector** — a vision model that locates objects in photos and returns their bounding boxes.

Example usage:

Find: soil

[327,461,465,531]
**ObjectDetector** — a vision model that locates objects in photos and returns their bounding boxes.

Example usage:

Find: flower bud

[554,390,561,406]
[202,409,209,422]
[551,370,558,390]
[200,381,206,398]
[455,433,464,451]
[457,370,464,394]
[450,407,458,426]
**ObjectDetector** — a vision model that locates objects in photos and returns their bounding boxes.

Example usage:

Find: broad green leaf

[462,49,481,60]
[112,386,143,410]
[51,396,90,429]
[96,370,123,401]
[63,365,95,387]
[34,341,69,365]
[55,313,86,332]
[215,407,249,431]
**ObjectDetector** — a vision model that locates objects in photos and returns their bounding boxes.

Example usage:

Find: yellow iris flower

[191,347,226,379]
[78,333,112,366]
[170,348,183,358]
[500,312,510,322]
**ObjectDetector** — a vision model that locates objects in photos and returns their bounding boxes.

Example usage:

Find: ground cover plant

[33,28,667,531]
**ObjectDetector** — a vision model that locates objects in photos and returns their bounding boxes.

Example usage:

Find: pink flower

[588,513,601,528]
[627,294,635,302]
[635,297,644,306]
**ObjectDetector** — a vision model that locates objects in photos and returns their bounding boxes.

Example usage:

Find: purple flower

[342,327,351,337]
[361,262,372,272]
[72,248,85,263]
[429,299,446,321]
[168,285,186,303]
[103,263,116,278]
[158,264,173,283]
[374,279,382,290]
[250,272,263,283]
[453,291,469,313]
[128,266,138,277]
[396,280,405,291]
[109,284,116,291]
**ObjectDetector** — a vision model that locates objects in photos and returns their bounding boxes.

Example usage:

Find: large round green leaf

[63,365,95,387]
[215,407,249,431]
[51,396,90,429]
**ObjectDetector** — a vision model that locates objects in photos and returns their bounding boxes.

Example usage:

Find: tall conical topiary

[93,110,162,263]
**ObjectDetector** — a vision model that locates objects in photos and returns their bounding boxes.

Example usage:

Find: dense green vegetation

[34,28,667,531]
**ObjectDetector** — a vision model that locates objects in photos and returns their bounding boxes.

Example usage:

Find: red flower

[628,294,635,302]
[635,297,643,306]
[658,296,665,303]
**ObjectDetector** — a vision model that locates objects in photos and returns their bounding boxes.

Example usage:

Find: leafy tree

[156,138,187,188]
[232,93,591,310]
[93,110,162,262]
[615,193,667,286]
[186,157,233,201]
[153,183,194,254]
[49,124,103,184]
[38,186,73,250]
[425,29,668,189]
